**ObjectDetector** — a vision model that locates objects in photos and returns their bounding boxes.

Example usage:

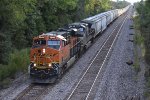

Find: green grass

[134,33,144,46]
[0,49,30,83]
[133,16,141,30]
[133,18,145,73]
[133,16,150,99]
[132,16,145,74]
[133,48,141,73]
[132,33,144,74]
[133,61,140,73]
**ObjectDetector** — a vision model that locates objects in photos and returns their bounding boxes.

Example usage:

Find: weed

[133,45,141,73]
[134,33,144,46]
[133,62,140,73]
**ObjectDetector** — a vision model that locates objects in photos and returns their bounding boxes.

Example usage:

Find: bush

[0,49,29,81]
[0,33,11,64]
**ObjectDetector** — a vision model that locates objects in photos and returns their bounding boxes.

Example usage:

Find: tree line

[135,0,150,65]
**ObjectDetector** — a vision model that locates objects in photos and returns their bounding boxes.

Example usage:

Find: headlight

[34,63,36,67]
[43,48,45,53]
[48,63,51,67]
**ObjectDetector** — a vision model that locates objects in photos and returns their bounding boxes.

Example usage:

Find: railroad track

[14,83,53,100]
[65,8,131,100]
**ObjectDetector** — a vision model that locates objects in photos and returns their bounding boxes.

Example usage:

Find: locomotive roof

[41,31,67,41]
[45,31,69,36]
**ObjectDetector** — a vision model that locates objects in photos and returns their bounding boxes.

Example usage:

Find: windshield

[48,40,60,50]
[34,40,46,45]
[32,40,46,48]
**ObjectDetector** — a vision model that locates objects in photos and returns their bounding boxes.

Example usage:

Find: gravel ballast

[94,9,144,100]
[0,74,30,100]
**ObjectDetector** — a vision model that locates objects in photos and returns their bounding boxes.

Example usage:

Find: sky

[112,0,141,4]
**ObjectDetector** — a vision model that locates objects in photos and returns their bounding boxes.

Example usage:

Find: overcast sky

[112,0,141,4]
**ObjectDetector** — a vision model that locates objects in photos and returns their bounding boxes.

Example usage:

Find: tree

[136,0,150,65]
[0,33,11,64]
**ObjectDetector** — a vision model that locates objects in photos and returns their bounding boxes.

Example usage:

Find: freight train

[28,5,130,83]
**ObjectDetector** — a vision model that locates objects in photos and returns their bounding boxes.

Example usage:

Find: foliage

[110,1,130,9]
[135,1,150,98]
[133,46,141,73]
[135,0,150,65]
[0,49,29,81]
[0,33,11,64]
[84,0,111,17]
[134,33,144,46]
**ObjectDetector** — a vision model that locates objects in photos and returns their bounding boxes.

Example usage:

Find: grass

[0,48,30,88]
[133,15,150,99]
[133,48,141,73]
[134,33,144,46]
[131,32,144,74]
[132,15,145,73]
